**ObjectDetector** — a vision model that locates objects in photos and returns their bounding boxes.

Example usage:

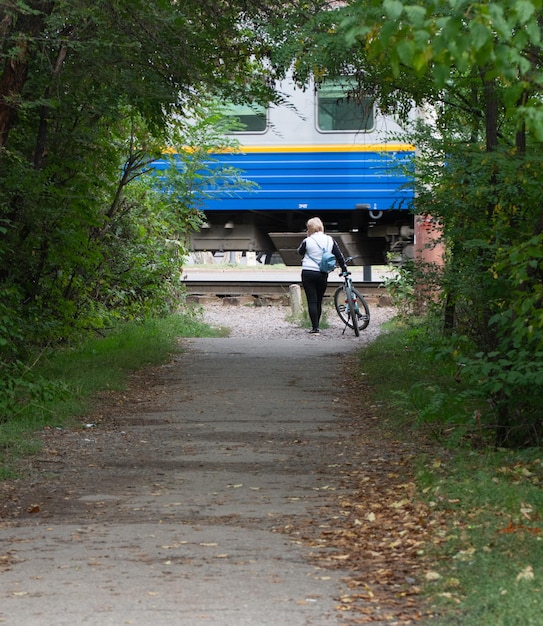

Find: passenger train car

[173,76,415,266]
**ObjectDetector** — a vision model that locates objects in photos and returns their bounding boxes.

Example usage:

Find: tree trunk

[483,75,498,153]
[0,1,54,150]
[443,291,455,335]
[34,42,70,169]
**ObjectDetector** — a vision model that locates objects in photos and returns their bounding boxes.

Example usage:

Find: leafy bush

[383,260,416,316]
[0,360,69,425]
[456,233,543,447]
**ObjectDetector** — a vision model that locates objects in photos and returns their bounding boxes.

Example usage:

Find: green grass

[287,295,332,330]
[417,448,543,626]
[357,316,543,625]
[0,309,222,478]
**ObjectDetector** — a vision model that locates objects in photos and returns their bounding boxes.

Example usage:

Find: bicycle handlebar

[338,255,362,276]
[344,255,362,264]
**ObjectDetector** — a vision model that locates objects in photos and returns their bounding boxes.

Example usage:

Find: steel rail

[183,278,383,298]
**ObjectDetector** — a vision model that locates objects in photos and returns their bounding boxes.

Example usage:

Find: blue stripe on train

[157,148,414,212]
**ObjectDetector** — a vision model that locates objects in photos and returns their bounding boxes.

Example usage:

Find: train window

[317,80,374,132]
[221,103,267,133]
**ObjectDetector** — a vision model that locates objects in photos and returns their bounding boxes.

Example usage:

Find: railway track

[183,276,384,298]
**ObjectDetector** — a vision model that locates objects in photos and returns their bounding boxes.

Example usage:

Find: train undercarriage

[190,207,414,266]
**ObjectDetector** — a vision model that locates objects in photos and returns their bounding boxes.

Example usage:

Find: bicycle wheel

[346,286,360,336]
[334,287,371,331]
[334,286,351,326]
[352,288,370,330]
[334,286,359,335]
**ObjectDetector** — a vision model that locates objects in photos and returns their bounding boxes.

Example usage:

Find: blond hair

[306,217,324,235]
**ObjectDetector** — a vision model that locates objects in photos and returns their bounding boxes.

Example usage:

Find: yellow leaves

[497,501,541,534]
[520,503,534,519]
[308,456,441,623]
[436,591,462,604]
[160,542,188,549]
[516,565,535,582]
[0,553,18,573]
[496,460,543,486]
[453,547,476,561]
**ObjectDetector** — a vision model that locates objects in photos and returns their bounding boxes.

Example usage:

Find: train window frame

[316,79,375,133]
[221,102,268,134]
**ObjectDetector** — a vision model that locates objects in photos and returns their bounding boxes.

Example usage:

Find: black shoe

[308,328,320,334]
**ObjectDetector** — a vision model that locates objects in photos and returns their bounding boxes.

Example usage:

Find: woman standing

[297,217,348,334]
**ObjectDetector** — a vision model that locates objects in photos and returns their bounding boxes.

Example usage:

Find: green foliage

[454,232,543,446]
[383,261,416,317]
[412,126,543,445]
[363,285,543,450]
[358,317,491,446]
[0,101,241,431]
[0,112,170,348]
[0,291,23,353]
[376,68,543,447]
[0,0,314,425]
[0,359,69,426]
[0,100,247,353]
[344,0,543,136]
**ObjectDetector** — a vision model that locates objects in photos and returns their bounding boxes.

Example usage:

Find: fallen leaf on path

[516,565,534,582]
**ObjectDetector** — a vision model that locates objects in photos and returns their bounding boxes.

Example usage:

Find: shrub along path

[0,332,443,625]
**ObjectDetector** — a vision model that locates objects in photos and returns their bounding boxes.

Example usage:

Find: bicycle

[333,256,370,337]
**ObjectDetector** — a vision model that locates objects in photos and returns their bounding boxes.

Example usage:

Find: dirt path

[0,322,433,625]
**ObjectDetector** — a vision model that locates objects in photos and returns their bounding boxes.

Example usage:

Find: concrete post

[246,251,257,266]
[289,284,303,318]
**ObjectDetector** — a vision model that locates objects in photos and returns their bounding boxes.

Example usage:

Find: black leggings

[302,270,328,330]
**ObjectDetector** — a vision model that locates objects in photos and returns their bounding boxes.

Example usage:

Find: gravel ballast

[201,300,395,342]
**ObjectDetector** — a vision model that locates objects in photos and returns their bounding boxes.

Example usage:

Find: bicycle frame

[333,257,371,336]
